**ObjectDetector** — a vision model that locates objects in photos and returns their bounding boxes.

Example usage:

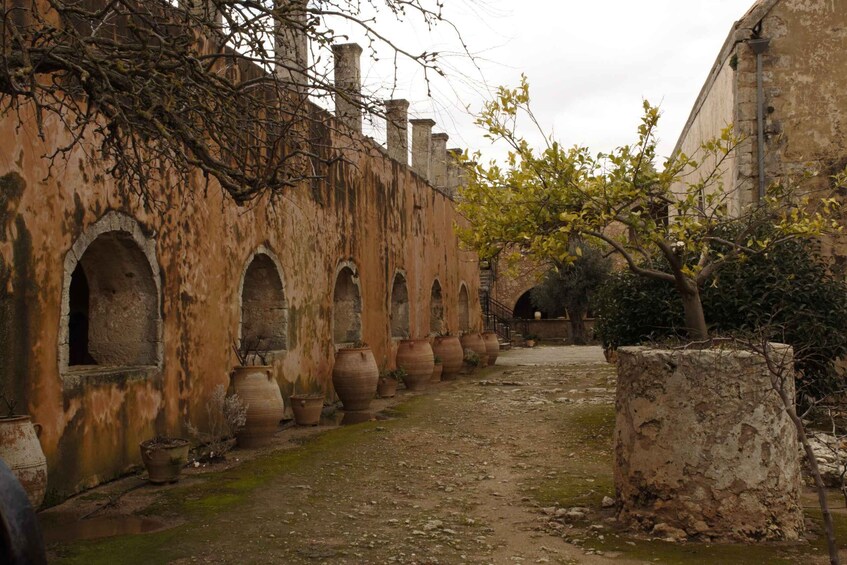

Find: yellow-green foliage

[458,77,844,338]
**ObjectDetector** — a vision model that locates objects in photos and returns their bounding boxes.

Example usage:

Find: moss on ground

[527,399,841,564]
[51,418,394,564]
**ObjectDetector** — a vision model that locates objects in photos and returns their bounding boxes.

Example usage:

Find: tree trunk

[567,308,587,345]
[679,283,708,341]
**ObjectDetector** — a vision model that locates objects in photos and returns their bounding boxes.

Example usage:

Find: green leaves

[459,78,844,339]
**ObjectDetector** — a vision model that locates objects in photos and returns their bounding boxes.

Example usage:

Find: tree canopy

[530,242,611,344]
[458,77,843,339]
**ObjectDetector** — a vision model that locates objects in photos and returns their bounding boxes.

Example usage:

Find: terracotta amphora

[432,336,463,380]
[396,339,435,391]
[461,333,489,368]
[482,331,500,366]
[230,366,285,447]
[0,416,47,508]
[332,347,379,411]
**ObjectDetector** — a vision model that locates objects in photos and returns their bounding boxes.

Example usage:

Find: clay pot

[431,362,443,383]
[230,366,285,447]
[433,336,463,380]
[377,377,398,398]
[460,333,488,368]
[396,339,435,391]
[139,437,190,484]
[526,339,536,348]
[482,332,500,366]
[290,394,323,426]
[0,416,47,508]
[333,347,379,411]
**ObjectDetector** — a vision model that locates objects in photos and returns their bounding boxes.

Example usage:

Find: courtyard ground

[40,345,847,564]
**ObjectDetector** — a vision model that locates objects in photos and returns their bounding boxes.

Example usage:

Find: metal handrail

[480,291,513,343]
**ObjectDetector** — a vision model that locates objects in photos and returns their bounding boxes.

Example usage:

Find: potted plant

[0,394,47,508]
[140,436,190,484]
[289,381,324,426]
[377,368,405,398]
[462,348,481,375]
[431,355,443,383]
[460,331,489,367]
[524,333,539,348]
[185,384,247,463]
[333,341,379,411]
[230,340,285,447]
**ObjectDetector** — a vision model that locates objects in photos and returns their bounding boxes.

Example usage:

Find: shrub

[593,240,847,398]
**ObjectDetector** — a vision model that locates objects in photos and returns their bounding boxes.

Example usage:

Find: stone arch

[429,278,444,334]
[333,261,362,344]
[458,282,470,332]
[390,270,410,338]
[238,247,288,351]
[513,287,564,319]
[60,212,162,372]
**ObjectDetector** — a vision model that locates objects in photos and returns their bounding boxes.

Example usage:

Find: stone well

[614,346,803,542]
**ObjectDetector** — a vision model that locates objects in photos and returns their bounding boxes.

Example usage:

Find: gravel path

[43,345,832,564]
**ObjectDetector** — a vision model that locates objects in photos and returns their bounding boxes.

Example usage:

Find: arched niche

[390,271,410,338]
[429,279,444,334]
[60,212,162,373]
[458,283,470,332]
[239,248,288,352]
[333,262,362,344]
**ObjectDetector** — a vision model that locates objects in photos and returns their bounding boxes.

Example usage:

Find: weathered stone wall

[670,0,847,265]
[508,318,598,344]
[615,346,803,541]
[0,102,479,497]
[669,49,738,213]
[756,0,847,268]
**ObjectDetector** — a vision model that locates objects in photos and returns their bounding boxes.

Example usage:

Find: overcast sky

[326,0,754,164]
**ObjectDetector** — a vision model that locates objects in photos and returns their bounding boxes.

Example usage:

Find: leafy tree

[457,77,843,340]
[0,0,467,204]
[530,242,611,344]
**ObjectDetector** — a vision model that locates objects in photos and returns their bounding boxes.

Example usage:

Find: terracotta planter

[377,377,398,398]
[433,336,463,379]
[396,339,435,391]
[333,347,379,411]
[525,339,536,348]
[482,332,500,366]
[431,362,443,383]
[0,416,47,508]
[230,366,285,447]
[139,437,190,484]
[290,394,323,426]
[461,333,488,367]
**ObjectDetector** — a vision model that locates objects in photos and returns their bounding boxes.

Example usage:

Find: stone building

[670,0,847,263]
[0,8,479,497]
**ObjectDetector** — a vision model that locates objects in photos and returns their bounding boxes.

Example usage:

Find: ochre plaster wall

[0,104,479,497]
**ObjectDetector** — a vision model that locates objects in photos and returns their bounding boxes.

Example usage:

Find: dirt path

[42,346,838,564]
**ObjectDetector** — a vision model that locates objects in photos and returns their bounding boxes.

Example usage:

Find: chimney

[274,0,309,92]
[410,118,436,181]
[430,133,449,190]
[446,148,463,199]
[385,100,410,164]
[332,43,363,134]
